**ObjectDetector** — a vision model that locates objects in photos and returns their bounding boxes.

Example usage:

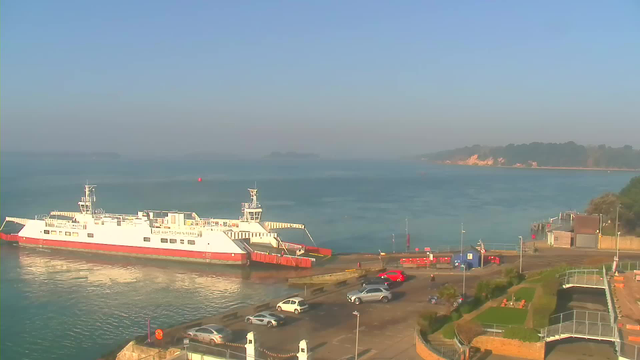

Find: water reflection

[1,245,294,360]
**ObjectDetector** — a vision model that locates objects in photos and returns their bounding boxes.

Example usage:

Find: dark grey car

[347,286,393,305]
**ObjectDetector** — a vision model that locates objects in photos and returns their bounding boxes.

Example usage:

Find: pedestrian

[357,262,361,269]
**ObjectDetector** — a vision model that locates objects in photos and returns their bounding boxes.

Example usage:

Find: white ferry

[0,185,331,267]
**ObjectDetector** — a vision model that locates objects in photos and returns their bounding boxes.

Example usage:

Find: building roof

[573,214,600,234]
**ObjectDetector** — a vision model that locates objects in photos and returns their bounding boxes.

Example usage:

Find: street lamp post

[615,205,620,261]
[518,236,523,274]
[460,223,465,256]
[462,264,466,299]
[353,311,360,360]
[392,234,395,254]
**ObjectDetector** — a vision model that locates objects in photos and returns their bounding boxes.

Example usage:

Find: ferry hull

[0,233,248,265]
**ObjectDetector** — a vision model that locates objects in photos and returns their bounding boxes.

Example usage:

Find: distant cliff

[263,151,319,160]
[419,142,640,170]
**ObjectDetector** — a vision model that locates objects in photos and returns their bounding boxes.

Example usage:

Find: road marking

[333,334,350,344]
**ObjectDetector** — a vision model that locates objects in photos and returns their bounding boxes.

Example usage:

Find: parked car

[378,270,406,282]
[347,286,393,305]
[361,276,393,287]
[428,295,440,305]
[186,324,233,344]
[245,311,286,327]
[276,296,309,314]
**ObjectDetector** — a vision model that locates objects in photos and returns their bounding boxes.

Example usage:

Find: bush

[450,310,462,321]
[503,326,540,342]
[417,311,451,334]
[460,299,480,314]
[441,323,456,339]
[438,284,459,302]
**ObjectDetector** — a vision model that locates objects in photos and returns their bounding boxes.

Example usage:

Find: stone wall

[414,331,448,360]
[599,236,640,251]
[471,336,545,360]
[115,341,181,360]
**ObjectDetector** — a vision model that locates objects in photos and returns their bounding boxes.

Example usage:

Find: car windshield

[210,326,225,333]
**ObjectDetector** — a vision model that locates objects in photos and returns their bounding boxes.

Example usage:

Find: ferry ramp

[541,310,618,342]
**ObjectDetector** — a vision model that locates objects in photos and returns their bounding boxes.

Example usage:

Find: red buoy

[198,178,202,182]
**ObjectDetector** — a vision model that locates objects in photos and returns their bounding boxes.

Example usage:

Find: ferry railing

[620,341,640,360]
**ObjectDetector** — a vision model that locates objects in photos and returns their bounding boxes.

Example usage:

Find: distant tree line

[422,142,640,169]
[586,176,640,236]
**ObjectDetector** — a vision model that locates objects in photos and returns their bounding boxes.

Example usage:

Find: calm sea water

[1,158,636,360]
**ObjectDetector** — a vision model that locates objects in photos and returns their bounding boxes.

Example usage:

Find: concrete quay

[115,248,640,360]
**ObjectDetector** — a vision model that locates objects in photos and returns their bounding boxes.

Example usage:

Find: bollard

[246,331,256,360]
[298,339,311,360]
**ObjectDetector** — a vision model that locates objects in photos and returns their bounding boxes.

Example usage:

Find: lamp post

[518,236,523,274]
[353,311,360,360]
[462,264,466,299]
[460,223,465,255]
[615,205,620,261]
[392,234,395,254]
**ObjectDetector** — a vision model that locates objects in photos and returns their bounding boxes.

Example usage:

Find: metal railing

[416,328,464,360]
[620,341,640,360]
[558,269,605,288]
[541,310,617,341]
[617,261,640,272]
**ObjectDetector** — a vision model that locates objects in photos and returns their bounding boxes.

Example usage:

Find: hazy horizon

[2,1,640,159]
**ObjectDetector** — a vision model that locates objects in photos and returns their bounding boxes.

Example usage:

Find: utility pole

[406,219,410,252]
[519,236,523,273]
[479,240,485,268]
[462,264,466,299]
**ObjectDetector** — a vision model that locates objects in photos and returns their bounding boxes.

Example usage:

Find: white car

[276,296,309,314]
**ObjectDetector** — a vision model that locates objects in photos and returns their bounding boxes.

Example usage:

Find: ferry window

[44,230,50,234]
[161,238,168,243]
[51,231,57,235]
[180,239,185,244]
[143,237,151,242]
[170,239,177,244]
[188,240,196,245]
[65,231,71,236]
[72,232,79,237]
[87,233,94,238]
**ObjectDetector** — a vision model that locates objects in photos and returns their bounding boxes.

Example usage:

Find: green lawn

[474,307,528,326]
[515,287,537,302]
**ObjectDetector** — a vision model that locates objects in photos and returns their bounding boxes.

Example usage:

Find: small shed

[550,230,573,248]
[453,246,482,270]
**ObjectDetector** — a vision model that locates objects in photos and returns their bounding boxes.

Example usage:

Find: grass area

[474,307,528,326]
[514,287,537,302]
[525,265,571,284]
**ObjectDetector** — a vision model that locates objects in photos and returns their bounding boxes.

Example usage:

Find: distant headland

[418,142,640,171]
[3,151,121,160]
[263,151,319,160]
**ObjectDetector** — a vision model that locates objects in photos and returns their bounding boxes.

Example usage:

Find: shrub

[475,280,492,302]
[450,310,462,321]
[460,299,480,314]
[441,323,456,339]
[438,284,459,302]
[455,321,484,344]
[417,311,451,334]
[503,326,540,342]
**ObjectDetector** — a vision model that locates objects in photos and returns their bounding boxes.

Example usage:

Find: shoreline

[431,162,640,172]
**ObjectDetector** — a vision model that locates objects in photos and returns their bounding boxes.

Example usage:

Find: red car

[378,270,406,282]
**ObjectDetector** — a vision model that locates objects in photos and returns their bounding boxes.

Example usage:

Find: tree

[474,280,492,302]
[585,192,619,222]
[619,176,640,233]
[438,284,459,302]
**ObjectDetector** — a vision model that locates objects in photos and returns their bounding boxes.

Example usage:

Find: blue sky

[2,1,640,158]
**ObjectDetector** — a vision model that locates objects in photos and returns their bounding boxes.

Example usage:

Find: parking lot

[184,248,640,360]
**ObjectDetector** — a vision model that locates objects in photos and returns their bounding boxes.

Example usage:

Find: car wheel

[396,278,402,282]
[381,296,389,303]
[354,298,362,305]
[294,309,300,314]
[277,306,282,311]
[246,318,252,324]
[210,338,218,345]
[267,321,274,328]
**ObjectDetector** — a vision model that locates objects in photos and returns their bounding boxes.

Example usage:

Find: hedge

[441,323,456,340]
[503,326,540,342]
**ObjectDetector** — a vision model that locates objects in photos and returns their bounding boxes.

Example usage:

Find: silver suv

[347,286,392,305]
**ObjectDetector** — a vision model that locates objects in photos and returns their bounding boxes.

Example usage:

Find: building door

[575,234,598,248]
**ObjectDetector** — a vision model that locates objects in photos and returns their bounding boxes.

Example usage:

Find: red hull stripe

[1,233,247,263]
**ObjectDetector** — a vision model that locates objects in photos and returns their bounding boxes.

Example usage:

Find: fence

[617,261,640,272]
[620,341,640,360]
[558,268,605,288]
